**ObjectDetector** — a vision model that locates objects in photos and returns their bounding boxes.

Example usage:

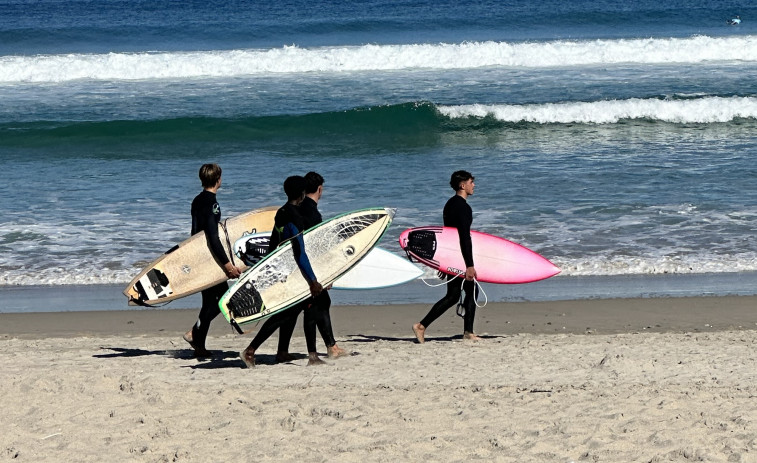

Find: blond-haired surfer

[183,163,242,357]
[413,170,481,343]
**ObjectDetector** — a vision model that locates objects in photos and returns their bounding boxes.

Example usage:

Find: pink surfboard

[398,226,560,284]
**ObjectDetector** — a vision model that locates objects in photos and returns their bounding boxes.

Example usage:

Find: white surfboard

[220,207,394,328]
[332,247,423,289]
[234,233,422,290]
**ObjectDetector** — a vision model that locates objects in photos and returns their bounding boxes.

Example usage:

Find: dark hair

[283,175,307,200]
[304,171,324,194]
[450,170,474,191]
[199,163,222,188]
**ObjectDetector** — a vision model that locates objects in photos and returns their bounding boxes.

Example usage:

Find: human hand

[225,263,242,279]
[465,266,477,281]
[309,280,323,297]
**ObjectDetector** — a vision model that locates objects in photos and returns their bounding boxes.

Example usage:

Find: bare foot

[412,323,426,344]
[463,331,482,341]
[183,331,211,357]
[239,348,256,368]
[327,344,348,359]
[307,352,326,366]
[276,352,297,363]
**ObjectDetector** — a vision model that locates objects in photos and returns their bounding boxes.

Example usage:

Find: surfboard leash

[455,277,488,317]
[419,273,486,302]
[473,278,487,308]
[220,220,237,268]
[419,274,488,317]
[419,274,454,288]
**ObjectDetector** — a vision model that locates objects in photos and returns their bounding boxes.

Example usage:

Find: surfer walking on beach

[183,163,242,357]
[413,170,481,343]
[240,175,324,368]
[276,172,348,361]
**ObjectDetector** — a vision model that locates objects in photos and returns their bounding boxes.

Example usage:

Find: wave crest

[439,96,757,124]
[3,98,756,150]
[2,35,757,82]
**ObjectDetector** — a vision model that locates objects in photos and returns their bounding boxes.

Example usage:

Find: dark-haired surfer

[276,172,348,361]
[240,175,323,368]
[413,170,481,343]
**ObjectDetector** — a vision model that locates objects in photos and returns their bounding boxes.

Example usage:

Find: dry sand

[2,297,757,462]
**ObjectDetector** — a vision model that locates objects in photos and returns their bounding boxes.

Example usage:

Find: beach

[4,0,757,461]
[3,297,757,462]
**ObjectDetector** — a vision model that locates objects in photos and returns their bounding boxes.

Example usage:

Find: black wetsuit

[248,202,319,353]
[298,196,322,231]
[190,190,231,349]
[277,197,337,352]
[420,194,478,333]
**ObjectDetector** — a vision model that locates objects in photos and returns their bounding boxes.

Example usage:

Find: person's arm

[455,202,474,266]
[203,211,240,278]
[283,222,322,295]
[458,226,474,268]
[205,222,229,266]
[457,205,476,281]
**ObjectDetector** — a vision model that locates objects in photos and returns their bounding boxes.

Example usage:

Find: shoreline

[2,295,756,340]
[3,271,757,315]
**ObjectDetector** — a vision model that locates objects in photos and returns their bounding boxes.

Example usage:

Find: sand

[2,297,757,462]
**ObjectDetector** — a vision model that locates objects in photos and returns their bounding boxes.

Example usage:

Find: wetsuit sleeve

[445,196,475,268]
[283,222,317,283]
[205,220,230,266]
[458,217,474,268]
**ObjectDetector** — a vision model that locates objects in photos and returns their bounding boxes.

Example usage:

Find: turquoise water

[1,0,757,307]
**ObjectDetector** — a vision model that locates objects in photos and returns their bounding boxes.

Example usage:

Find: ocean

[2,0,757,312]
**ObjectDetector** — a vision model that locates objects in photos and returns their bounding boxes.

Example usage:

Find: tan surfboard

[123,206,277,306]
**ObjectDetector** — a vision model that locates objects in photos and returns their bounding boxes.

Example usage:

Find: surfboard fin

[229,319,244,335]
[127,296,165,309]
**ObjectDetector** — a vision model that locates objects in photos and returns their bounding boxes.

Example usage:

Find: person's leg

[313,291,335,346]
[275,309,299,362]
[461,279,481,340]
[303,303,325,366]
[184,281,227,356]
[312,291,346,357]
[240,306,302,368]
[413,275,462,343]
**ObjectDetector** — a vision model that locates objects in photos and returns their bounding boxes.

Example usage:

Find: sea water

[1,0,756,311]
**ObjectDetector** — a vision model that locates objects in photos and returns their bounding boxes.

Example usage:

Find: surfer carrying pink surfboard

[413,170,481,343]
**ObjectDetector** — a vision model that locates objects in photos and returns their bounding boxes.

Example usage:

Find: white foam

[0,219,180,287]
[438,96,757,124]
[2,35,756,83]
[0,267,135,286]
[3,250,757,286]
[553,254,757,277]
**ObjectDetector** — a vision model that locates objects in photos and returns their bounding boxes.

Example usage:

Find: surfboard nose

[384,207,396,220]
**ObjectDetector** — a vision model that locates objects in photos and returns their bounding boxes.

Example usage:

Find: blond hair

[199,163,222,188]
